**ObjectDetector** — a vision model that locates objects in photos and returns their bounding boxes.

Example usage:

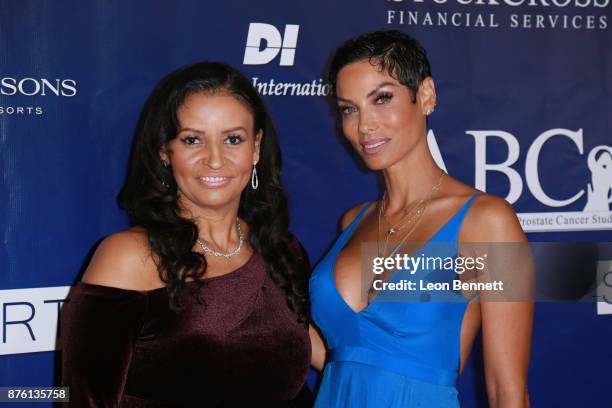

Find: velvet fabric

[61,251,312,407]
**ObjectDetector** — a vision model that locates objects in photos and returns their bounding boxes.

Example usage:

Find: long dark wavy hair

[118,62,309,324]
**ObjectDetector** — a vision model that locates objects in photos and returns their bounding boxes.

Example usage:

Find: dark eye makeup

[375,92,393,104]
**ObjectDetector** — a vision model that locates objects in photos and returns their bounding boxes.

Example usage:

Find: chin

[181,190,240,212]
[360,155,394,172]
[203,193,241,208]
[366,162,388,171]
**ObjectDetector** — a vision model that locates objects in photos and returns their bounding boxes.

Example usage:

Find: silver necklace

[196,218,244,259]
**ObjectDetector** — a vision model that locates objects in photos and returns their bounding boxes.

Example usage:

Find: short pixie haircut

[328,30,432,103]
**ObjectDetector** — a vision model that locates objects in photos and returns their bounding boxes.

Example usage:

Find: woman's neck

[179,199,241,251]
[382,144,443,215]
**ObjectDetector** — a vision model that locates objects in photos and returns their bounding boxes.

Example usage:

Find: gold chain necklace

[377,171,446,259]
[380,193,426,236]
[370,171,446,301]
[370,205,431,301]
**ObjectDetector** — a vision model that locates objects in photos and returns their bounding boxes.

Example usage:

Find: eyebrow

[222,126,248,133]
[336,82,397,103]
[177,126,248,134]
[177,127,204,134]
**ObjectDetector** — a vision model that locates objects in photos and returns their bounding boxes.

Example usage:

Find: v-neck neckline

[331,194,479,315]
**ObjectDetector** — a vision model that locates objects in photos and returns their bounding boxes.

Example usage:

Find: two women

[62,30,532,408]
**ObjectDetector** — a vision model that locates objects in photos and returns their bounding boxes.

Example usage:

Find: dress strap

[334,202,373,249]
[346,202,373,233]
[456,192,482,223]
[447,192,483,243]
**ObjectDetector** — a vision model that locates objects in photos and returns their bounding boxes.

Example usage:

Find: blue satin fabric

[311,194,481,407]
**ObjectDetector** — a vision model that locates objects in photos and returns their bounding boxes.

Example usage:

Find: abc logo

[243,23,299,66]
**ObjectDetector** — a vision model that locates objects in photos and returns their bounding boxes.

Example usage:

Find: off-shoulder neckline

[77,251,257,294]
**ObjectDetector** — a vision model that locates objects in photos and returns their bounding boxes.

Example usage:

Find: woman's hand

[309,324,327,372]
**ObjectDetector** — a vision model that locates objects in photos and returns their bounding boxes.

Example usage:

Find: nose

[357,110,378,137]
[204,143,224,170]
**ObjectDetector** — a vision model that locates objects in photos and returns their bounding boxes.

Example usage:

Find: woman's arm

[61,231,151,407]
[463,195,534,408]
[309,324,327,371]
[288,235,328,371]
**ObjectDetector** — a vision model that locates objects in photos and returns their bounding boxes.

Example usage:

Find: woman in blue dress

[309,31,533,407]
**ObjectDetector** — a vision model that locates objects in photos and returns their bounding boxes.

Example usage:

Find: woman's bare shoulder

[462,193,526,243]
[340,201,372,231]
[81,227,158,290]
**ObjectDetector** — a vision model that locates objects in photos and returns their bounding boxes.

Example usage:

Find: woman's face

[160,91,261,214]
[335,60,434,171]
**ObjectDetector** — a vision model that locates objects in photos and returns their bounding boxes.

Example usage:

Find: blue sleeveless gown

[310,193,481,407]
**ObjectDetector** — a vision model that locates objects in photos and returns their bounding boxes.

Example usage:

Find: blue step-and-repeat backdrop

[1,1,611,406]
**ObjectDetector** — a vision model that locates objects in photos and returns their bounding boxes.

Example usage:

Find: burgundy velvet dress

[61,251,312,407]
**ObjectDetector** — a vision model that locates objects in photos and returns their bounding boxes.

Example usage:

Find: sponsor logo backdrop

[1,0,610,405]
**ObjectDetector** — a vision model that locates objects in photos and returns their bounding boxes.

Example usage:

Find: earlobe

[159,149,170,167]
[419,77,437,116]
[253,129,263,163]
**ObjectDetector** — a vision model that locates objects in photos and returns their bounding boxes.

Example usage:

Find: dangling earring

[161,159,170,189]
[251,161,259,190]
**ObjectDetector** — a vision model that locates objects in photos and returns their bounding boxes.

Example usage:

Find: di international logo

[242,22,331,97]
[243,23,300,66]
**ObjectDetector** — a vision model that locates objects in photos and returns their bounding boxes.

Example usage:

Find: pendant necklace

[377,170,446,259]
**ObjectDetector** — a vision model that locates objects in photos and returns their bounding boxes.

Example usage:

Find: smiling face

[160,91,261,214]
[335,60,435,171]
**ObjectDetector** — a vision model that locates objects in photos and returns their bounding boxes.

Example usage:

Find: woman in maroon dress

[61,62,312,406]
